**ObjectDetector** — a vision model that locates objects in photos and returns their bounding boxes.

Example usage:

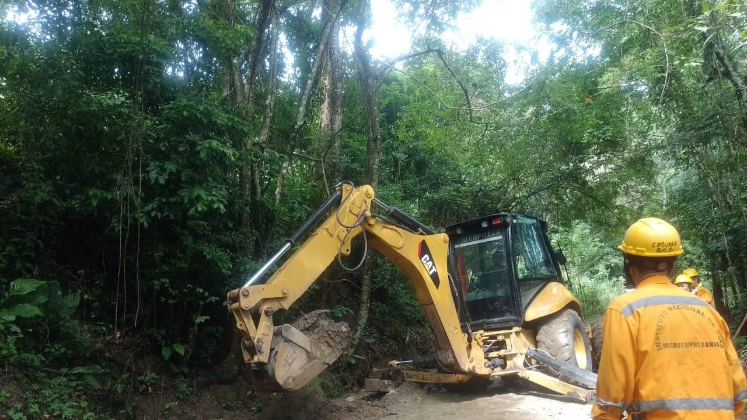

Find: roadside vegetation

[2,0,747,417]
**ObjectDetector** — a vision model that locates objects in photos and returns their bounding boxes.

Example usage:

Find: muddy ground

[151,379,592,420]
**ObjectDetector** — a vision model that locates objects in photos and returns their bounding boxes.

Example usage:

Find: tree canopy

[1,0,747,416]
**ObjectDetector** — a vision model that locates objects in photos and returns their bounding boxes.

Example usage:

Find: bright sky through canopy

[5,0,553,85]
[368,0,551,84]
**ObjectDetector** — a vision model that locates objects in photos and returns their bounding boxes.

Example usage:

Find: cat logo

[417,240,440,289]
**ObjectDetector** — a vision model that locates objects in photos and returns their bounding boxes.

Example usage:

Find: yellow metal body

[227,185,594,399]
[382,325,594,403]
[386,328,534,382]
[227,185,488,376]
[479,328,535,375]
[523,282,582,322]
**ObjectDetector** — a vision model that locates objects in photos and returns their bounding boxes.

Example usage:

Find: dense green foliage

[1,0,747,416]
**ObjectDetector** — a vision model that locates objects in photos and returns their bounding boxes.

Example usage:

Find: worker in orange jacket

[592,217,747,420]
[673,274,693,292]
[684,268,714,305]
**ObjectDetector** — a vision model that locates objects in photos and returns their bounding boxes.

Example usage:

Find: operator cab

[446,214,563,330]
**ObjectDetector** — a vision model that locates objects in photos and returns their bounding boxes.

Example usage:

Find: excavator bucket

[252,310,350,392]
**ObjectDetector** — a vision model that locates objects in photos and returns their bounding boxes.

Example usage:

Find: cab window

[513,216,557,280]
[453,226,513,321]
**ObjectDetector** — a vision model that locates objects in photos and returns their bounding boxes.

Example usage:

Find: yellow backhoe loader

[227,183,597,402]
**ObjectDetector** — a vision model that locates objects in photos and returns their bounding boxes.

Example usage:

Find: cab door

[511,215,562,318]
[449,219,520,329]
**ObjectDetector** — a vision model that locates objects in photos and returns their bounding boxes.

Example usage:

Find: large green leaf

[0,309,16,323]
[47,292,80,318]
[83,375,102,389]
[8,279,46,297]
[8,292,49,307]
[6,303,43,318]
[58,293,80,318]
[161,345,172,360]
[172,343,185,356]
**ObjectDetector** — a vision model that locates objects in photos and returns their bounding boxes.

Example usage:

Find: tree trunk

[318,0,343,189]
[691,0,747,135]
[723,252,740,311]
[349,0,380,355]
[253,8,280,202]
[354,6,381,189]
[275,0,345,205]
[711,43,747,132]
[239,0,274,237]
[711,254,729,321]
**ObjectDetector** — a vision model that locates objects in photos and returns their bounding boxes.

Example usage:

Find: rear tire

[535,308,593,373]
[589,318,603,371]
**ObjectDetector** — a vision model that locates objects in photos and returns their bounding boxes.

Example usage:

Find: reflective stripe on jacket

[591,275,747,420]
[694,284,714,305]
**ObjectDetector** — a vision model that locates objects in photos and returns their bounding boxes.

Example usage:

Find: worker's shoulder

[606,288,646,313]
[606,283,704,316]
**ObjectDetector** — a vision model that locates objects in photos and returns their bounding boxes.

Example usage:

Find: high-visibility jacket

[592,275,747,420]
[694,284,714,305]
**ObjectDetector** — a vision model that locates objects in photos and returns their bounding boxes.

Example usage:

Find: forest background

[1,0,747,418]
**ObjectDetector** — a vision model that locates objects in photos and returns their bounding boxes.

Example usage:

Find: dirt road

[153,372,591,419]
[253,381,591,420]
[369,383,590,420]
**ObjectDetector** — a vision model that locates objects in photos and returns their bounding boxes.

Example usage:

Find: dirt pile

[291,309,351,355]
[255,310,352,392]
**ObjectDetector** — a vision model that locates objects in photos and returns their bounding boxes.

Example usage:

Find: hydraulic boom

[227,184,487,391]
[227,183,596,402]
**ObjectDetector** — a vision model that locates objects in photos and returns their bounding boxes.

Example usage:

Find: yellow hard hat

[683,268,699,277]
[674,274,693,284]
[618,217,684,257]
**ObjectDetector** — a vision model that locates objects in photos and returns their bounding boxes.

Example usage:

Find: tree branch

[388,48,438,65]
[0,107,20,124]
[577,19,671,104]
[435,48,476,123]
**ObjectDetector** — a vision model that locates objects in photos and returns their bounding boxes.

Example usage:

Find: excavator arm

[227,184,487,391]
